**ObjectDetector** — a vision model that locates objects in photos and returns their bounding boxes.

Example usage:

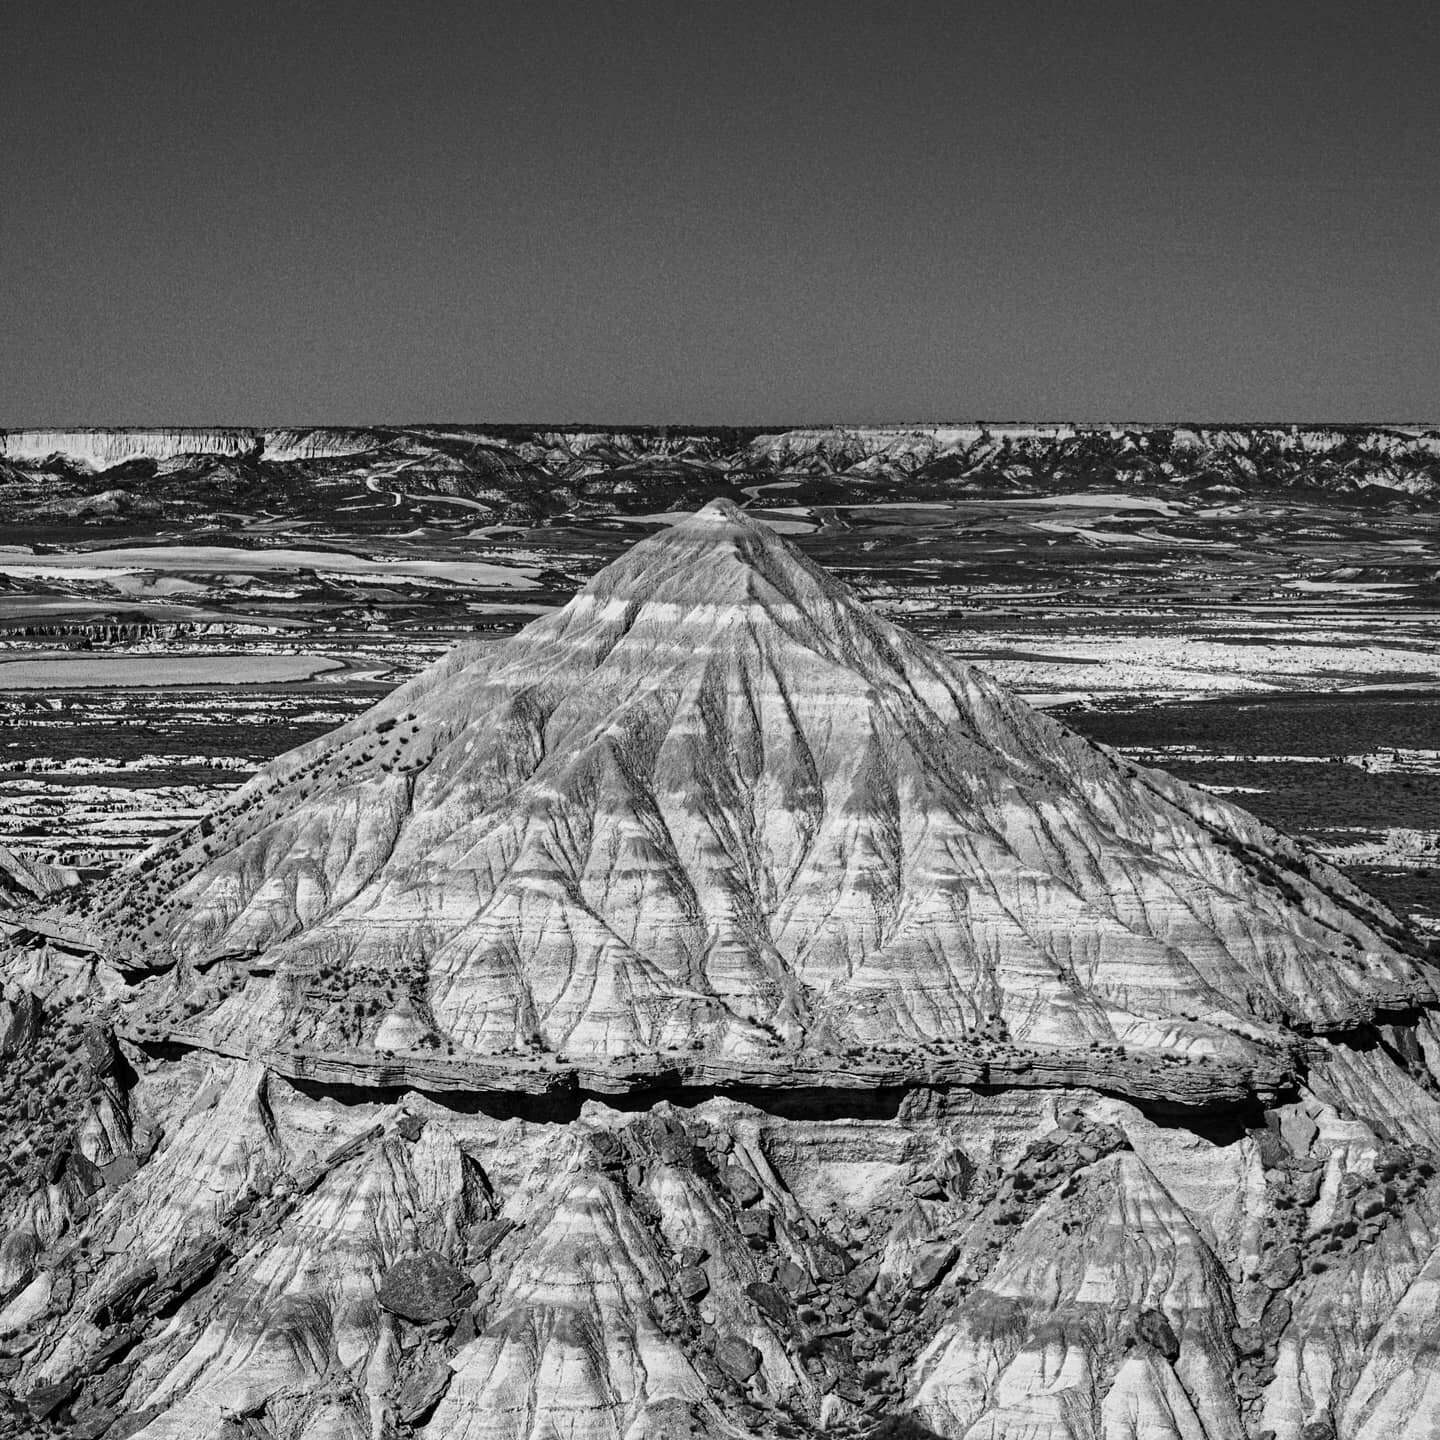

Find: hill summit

[93,500,1428,1108]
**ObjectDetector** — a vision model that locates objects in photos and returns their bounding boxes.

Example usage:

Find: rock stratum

[2,422,1438,533]
[3,503,1440,1438]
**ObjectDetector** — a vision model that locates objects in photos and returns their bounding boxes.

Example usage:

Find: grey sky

[5,0,1438,422]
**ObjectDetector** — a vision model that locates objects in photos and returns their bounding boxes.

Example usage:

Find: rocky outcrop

[117,1028,1295,1111]
[0,429,262,470]
[1,1059,1439,1438]
[0,846,76,905]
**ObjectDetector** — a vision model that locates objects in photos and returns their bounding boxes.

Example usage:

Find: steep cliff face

[4,504,1440,1438]
[0,430,262,469]
[0,429,379,469]
[0,847,74,906]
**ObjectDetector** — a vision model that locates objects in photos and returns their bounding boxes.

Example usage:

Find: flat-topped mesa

[94,502,1432,1110]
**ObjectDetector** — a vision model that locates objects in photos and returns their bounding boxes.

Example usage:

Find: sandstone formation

[2,501,1440,1438]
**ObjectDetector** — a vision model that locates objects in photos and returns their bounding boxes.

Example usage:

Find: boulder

[714,1336,762,1383]
[1291,1164,1324,1207]
[1232,1324,1265,1357]
[1260,1292,1292,1344]
[1250,1124,1289,1170]
[590,1131,625,1169]
[378,1252,475,1324]
[676,1266,709,1301]
[744,1280,790,1324]
[26,1377,79,1419]
[907,1170,948,1200]
[777,1259,812,1296]
[909,1242,956,1291]
[692,1353,727,1389]
[1280,1109,1320,1157]
[724,1165,763,1207]
[464,1218,515,1261]
[99,1155,139,1188]
[450,1308,478,1349]
[843,1260,879,1300]
[394,1355,451,1422]
[68,1407,121,1440]
[811,1238,853,1279]
[1134,1307,1180,1361]
[737,1209,773,1242]
[1261,1245,1302,1290]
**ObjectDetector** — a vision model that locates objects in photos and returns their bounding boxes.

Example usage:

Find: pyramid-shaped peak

[673,496,796,538]
[688,496,749,524]
[614,497,793,558]
[575,497,847,614]
[443,501,914,753]
[93,503,1433,1111]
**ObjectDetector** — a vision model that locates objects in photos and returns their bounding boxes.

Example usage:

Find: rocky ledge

[123,1025,1295,1112]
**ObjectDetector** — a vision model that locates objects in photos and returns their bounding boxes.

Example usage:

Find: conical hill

[91,501,1433,1108]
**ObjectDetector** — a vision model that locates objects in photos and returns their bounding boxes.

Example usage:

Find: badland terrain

[0,427,1438,1439]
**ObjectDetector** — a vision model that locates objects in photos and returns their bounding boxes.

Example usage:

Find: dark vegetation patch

[1163,760,1440,835]
[0,691,374,771]
[1067,692,1440,926]
[1068,691,1440,759]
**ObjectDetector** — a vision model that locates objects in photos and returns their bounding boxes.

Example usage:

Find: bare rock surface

[77,503,1430,1111]
[377,1250,475,1323]
[3,503,1440,1437]
[0,1016,1438,1435]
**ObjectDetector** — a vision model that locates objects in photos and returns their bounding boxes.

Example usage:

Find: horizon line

[4,418,1440,433]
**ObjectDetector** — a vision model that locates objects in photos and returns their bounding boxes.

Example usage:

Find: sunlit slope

[90,502,1431,1101]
